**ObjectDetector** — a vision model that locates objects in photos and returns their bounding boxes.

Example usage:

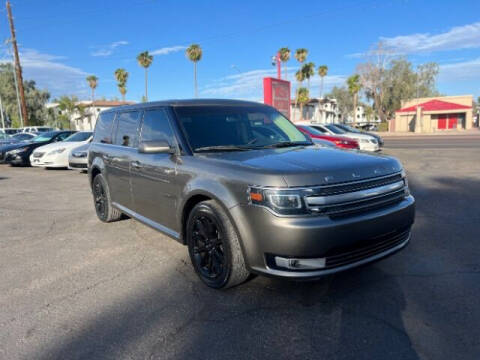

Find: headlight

[249,187,308,215]
[401,169,410,196]
[73,151,87,158]
[8,147,28,154]
[48,148,66,155]
[370,139,378,144]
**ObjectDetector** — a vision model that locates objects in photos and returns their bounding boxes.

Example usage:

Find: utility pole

[6,0,28,126]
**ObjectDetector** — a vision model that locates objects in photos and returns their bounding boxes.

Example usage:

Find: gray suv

[88,100,415,289]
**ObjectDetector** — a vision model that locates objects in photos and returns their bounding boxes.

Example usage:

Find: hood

[33,141,87,153]
[0,141,35,152]
[200,146,402,187]
[71,142,90,153]
[343,133,374,141]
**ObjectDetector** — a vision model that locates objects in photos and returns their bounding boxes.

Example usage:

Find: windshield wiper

[194,145,253,153]
[255,141,313,149]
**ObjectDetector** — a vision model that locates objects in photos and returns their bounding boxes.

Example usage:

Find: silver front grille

[305,173,408,218]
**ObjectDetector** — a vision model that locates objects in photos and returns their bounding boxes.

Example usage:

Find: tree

[186,44,202,98]
[293,69,306,122]
[56,95,78,129]
[85,75,98,103]
[278,47,291,79]
[0,64,50,127]
[347,74,361,124]
[302,62,315,91]
[297,87,309,121]
[136,51,153,101]
[294,48,308,64]
[317,65,328,99]
[114,68,129,101]
[325,86,353,121]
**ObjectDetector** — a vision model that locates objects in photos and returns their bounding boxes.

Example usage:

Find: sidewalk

[375,128,480,137]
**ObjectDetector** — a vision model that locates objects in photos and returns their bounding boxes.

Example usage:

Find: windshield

[64,132,92,142]
[32,131,57,142]
[324,124,346,134]
[337,124,360,133]
[175,105,311,152]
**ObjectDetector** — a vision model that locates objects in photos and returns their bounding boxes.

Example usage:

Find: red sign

[263,77,291,119]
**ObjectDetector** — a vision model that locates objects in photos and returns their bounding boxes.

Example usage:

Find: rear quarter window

[93,112,116,144]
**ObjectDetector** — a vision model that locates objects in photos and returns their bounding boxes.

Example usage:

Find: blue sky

[1,0,480,102]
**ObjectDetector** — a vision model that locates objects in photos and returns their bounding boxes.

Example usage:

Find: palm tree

[347,74,362,124]
[294,48,308,64]
[302,62,315,91]
[186,44,202,98]
[118,85,127,102]
[136,51,153,101]
[85,75,98,130]
[293,70,306,122]
[278,47,291,79]
[114,68,129,101]
[317,65,328,99]
[297,87,309,121]
[86,75,98,103]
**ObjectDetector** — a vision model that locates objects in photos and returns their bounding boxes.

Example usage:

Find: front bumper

[230,195,415,279]
[358,142,380,152]
[5,152,29,165]
[30,153,68,168]
[68,156,88,170]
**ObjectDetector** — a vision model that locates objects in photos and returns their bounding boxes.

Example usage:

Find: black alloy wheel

[93,176,107,220]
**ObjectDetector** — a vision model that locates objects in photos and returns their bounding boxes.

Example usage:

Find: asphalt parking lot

[1,136,479,360]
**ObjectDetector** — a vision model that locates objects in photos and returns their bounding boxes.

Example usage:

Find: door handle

[131,161,143,169]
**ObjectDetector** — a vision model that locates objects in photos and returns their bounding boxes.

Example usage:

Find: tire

[186,200,250,289]
[92,173,122,223]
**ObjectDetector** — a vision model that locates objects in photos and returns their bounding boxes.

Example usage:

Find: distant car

[0,132,37,146]
[1,128,22,135]
[22,126,55,133]
[334,123,384,147]
[297,125,359,150]
[300,123,379,152]
[30,131,92,169]
[68,142,90,172]
[4,130,76,166]
[311,138,337,148]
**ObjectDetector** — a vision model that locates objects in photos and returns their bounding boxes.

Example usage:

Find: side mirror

[138,140,174,154]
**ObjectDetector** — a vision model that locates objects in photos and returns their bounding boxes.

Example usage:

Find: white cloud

[202,67,345,99]
[380,22,480,54]
[1,48,88,98]
[91,40,128,57]
[438,57,480,82]
[150,45,186,56]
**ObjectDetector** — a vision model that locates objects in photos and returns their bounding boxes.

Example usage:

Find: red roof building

[392,95,474,133]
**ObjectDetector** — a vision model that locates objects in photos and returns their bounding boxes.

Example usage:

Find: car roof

[101,99,267,113]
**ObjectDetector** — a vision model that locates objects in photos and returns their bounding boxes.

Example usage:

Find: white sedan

[30,131,92,168]
[298,122,380,152]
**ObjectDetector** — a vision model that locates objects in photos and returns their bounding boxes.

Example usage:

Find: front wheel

[186,200,250,289]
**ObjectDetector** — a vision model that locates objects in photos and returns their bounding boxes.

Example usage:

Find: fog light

[275,256,326,270]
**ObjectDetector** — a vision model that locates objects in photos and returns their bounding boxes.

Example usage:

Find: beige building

[290,98,341,124]
[392,95,473,133]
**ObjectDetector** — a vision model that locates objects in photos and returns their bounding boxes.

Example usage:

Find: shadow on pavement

[37,175,480,360]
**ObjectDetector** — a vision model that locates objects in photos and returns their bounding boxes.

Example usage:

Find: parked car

[297,125,359,150]
[300,122,380,152]
[22,126,55,133]
[88,100,415,289]
[333,123,384,147]
[0,132,36,145]
[1,128,22,135]
[68,142,90,171]
[4,130,76,166]
[30,131,92,169]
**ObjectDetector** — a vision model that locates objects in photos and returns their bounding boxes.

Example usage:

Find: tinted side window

[114,111,142,147]
[140,109,175,143]
[93,112,115,144]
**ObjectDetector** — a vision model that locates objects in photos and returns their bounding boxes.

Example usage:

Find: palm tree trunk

[145,68,148,102]
[320,77,324,99]
[194,61,198,98]
[284,63,287,80]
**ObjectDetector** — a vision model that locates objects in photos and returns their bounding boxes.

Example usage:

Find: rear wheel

[186,200,250,289]
[92,173,122,222]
